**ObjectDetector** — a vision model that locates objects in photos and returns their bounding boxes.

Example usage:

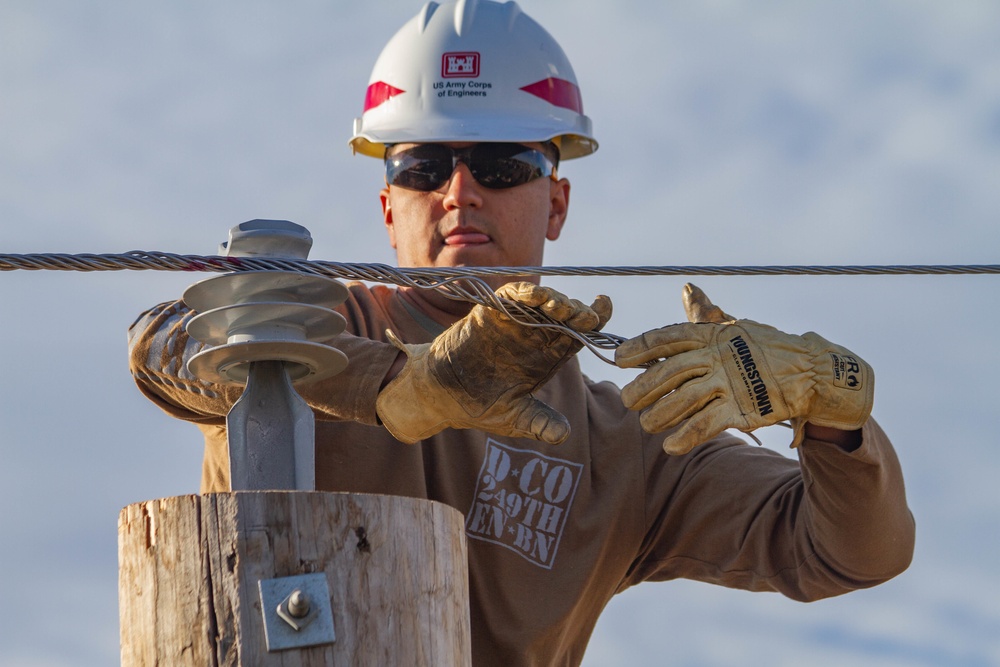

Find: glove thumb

[683,283,735,324]
[513,396,571,445]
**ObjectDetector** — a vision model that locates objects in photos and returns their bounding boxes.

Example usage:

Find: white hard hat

[350,0,597,160]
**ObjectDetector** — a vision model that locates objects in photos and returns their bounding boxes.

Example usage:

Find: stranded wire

[3,251,998,366]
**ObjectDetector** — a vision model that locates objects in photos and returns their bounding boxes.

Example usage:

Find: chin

[436,245,501,267]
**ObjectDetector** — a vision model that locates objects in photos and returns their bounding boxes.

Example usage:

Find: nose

[442,162,483,209]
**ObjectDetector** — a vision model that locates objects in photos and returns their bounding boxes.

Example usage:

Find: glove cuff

[802,332,875,434]
[375,331,455,444]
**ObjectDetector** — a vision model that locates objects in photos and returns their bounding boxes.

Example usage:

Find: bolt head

[287,589,311,618]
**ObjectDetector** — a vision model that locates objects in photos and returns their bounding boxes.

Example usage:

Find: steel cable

[3,251,998,365]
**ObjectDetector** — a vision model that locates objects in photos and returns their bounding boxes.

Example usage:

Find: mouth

[443,228,491,246]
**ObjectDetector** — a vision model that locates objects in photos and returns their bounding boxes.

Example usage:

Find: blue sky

[1,1,999,665]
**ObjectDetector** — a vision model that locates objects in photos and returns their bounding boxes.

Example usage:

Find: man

[129,1,914,665]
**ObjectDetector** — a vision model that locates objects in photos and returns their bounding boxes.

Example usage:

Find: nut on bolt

[287,589,310,618]
[277,588,316,631]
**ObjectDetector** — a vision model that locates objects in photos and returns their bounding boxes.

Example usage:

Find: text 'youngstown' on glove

[615,283,873,455]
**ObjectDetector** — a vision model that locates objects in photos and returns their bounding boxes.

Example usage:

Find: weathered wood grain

[119,492,470,666]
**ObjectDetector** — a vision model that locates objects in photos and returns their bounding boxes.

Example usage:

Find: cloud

[1,1,999,665]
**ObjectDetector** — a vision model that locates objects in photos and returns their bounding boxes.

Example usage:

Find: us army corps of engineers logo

[466,439,583,569]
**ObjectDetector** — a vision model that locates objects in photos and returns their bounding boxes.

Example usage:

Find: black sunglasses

[385,143,558,192]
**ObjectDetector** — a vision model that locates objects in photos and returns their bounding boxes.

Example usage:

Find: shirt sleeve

[626,418,914,602]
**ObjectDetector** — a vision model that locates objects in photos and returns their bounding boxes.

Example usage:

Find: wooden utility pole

[119,492,471,666]
[120,222,471,664]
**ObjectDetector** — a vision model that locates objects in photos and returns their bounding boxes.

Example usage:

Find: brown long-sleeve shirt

[129,282,915,666]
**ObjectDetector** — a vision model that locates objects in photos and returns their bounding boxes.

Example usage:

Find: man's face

[380,142,570,278]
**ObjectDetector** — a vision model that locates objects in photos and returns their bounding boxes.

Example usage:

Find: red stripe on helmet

[364,81,406,112]
[519,78,583,114]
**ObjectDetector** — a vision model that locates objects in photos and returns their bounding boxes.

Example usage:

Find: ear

[380,186,397,249]
[546,177,570,241]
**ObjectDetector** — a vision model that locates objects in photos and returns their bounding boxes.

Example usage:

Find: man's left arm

[616,283,915,591]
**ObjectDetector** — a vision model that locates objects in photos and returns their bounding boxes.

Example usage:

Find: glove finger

[497,281,569,312]
[494,280,543,305]
[496,282,601,332]
[589,294,613,331]
[659,401,735,455]
[683,283,735,324]
[615,322,717,368]
[546,296,599,330]
[634,373,726,430]
[490,282,546,327]
[558,294,612,332]
[620,351,715,411]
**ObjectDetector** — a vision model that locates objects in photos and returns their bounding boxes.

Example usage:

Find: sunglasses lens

[386,144,553,191]
[385,145,453,191]
[469,145,548,189]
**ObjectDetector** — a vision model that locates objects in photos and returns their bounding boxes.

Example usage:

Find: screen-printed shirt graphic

[466,440,583,569]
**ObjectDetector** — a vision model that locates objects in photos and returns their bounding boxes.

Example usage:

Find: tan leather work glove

[615,283,873,454]
[376,282,612,445]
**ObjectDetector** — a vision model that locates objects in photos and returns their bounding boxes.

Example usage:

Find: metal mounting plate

[259,573,336,652]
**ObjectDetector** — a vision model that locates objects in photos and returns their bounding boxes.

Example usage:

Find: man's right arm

[128,299,398,426]
[129,282,611,442]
